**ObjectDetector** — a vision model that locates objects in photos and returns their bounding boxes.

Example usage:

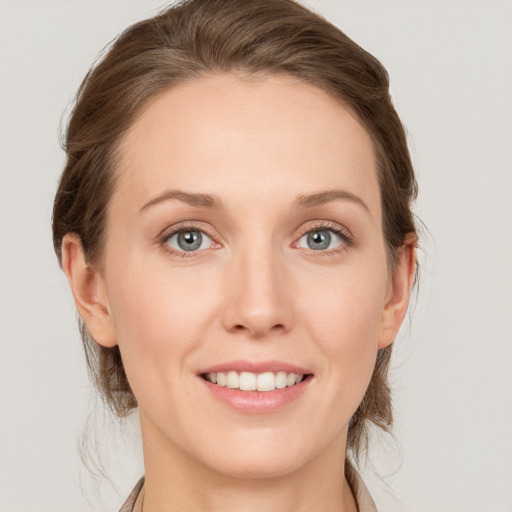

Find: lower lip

[199,376,312,414]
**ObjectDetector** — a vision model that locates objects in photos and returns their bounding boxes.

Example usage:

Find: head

[53,0,417,468]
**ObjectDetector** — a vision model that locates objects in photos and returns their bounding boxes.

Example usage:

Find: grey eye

[307,230,331,250]
[166,230,212,252]
[298,229,343,251]
[178,231,202,251]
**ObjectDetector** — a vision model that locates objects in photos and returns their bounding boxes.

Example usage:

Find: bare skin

[62,73,416,511]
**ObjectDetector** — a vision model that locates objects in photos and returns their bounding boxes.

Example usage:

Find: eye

[165,229,214,253]
[297,228,346,251]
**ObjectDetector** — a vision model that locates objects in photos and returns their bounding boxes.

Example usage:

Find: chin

[191,431,322,480]
[208,452,306,480]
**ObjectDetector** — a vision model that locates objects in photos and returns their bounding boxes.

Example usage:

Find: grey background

[1,1,511,511]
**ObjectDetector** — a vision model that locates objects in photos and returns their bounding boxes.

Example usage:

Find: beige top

[118,466,377,512]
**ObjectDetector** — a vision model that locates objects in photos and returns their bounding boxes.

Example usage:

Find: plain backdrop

[1,1,511,511]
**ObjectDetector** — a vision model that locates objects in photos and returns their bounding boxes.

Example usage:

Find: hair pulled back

[52,0,417,461]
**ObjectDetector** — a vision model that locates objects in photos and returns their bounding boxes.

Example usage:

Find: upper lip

[198,359,312,375]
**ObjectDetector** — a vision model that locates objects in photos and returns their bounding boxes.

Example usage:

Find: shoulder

[118,477,145,512]
[118,470,377,512]
[346,462,378,512]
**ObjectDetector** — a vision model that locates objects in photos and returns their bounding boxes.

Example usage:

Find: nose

[221,244,294,339]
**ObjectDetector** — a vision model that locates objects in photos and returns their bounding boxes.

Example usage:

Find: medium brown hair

[52,0,417,461]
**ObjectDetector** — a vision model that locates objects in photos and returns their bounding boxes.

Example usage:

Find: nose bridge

[222,234,292,338]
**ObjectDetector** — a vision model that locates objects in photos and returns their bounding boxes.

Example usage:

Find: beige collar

[119,467,377,512]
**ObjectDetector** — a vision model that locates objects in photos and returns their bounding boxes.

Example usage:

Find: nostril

[233,322,287,337]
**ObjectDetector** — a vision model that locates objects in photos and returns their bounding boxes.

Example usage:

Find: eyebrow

[140,190,223,213]
[293,189,369,212]
[139,188,368,214]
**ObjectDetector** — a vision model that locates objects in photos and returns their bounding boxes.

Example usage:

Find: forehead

[113,73,381,220]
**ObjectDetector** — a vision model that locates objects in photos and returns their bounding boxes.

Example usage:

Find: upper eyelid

[159,221,218,242]
[295,220,352,239]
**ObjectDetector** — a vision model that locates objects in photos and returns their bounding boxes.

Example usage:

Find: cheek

[301,259,388,345]
[109,253,216,330]
[298,256,389,390]
[104,258,221,393]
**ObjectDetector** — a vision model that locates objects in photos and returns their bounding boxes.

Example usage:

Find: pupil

[307,230,330,250]
[178,230,202,251]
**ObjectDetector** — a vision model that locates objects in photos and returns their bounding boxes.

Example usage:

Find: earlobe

[378,234,417,349]
[60,234,118,348]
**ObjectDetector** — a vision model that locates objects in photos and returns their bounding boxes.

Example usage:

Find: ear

[378,233,417,349]
[61,233,117,348]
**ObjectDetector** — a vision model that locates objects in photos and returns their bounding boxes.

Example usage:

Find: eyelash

[158,221,353,258]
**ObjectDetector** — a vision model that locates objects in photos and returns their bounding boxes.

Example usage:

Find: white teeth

[216,372,226,386]
[257,372,276,392]
[275,371,287,389]
[205,371,307,391]
[286,373,297,386]
[239,372,257,391]
[226,371,239,389]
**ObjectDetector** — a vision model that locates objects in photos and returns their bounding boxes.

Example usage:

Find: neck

[139,417,357,512]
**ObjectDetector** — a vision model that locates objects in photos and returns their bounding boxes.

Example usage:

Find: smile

[198,360,313,413]
[202,371,308,392]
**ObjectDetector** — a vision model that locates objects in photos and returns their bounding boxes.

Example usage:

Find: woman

[52,0,417,510]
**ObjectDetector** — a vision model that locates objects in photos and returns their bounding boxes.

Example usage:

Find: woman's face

[82,74,410,478]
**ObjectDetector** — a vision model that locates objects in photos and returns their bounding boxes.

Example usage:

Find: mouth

[200,371,313,392]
